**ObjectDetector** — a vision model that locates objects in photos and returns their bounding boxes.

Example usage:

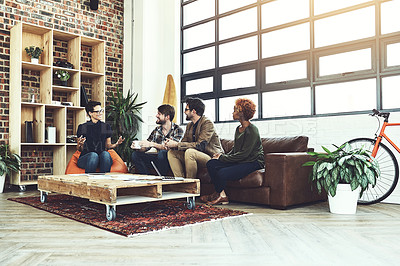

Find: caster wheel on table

[106,205,116,221]
[19,185,26,192]
[187,197,196,210]
[40,191,48,203]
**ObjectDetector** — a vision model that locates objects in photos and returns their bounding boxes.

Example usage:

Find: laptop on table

[151,161,184,181]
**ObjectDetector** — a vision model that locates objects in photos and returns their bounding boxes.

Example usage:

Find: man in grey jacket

[165,97,223,178]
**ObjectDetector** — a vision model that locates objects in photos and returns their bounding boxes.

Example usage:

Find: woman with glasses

[201,98,264,205]
[76,101,124,173]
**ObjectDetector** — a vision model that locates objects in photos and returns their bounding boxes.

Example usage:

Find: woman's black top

[76,121,112,157]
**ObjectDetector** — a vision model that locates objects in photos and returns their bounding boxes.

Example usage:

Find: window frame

[180,0,400,124]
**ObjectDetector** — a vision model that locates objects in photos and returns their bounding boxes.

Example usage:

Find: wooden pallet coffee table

[37,173,200,221]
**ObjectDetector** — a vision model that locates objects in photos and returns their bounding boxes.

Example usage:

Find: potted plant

[54,70,71,86]
[0,144,21,193]
[303,143,380,214]
[106,87,146,168]
[25,46,43,64]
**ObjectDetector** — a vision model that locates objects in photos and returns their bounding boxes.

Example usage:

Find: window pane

[262,23,310,58]
[203,99,216,122]
[219,36,258,67]
[219,0,256,14]
[263,87,311,117]
[183,47,215,74]
[314,0,369,15]
[381,0,400,35]
[314,7,375,48]
[387,43,400,67]
[182,99,216,122]
[382,76,400,109]
[183,21,215,50]
[315,79,376,114]
[222,69,255,90]
[219,8,257,40]
[186,77,213,95]
[219,94,258,121]
[319,48,371,76]
[261,0,309,29]
[265,60,307,84]
[183,0,215,26]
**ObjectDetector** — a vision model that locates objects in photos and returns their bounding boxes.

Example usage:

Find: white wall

[131,0,181,139]
[127,0,400,204]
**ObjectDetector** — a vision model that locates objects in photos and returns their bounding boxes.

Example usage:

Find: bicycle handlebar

[371,109,390,121]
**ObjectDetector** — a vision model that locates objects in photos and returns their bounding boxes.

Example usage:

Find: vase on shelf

[31,58,39,64]
[61,80,68,86]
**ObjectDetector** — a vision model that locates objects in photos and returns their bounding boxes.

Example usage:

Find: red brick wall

[0,0,124,179]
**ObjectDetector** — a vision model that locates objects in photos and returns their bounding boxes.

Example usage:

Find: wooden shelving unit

[9,22,105,190]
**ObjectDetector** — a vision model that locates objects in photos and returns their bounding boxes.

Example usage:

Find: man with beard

[165,97,223,178]
[131,104,183,175]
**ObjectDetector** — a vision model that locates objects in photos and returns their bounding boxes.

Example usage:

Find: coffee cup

[132,141,141,149]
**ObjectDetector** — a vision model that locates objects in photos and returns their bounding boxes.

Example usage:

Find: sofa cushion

[197,168,212,184]
[197,166,264,189]
[261,136,309,154]
[226,169,264,188]
[221,139,235,153]
[221,136,309,154]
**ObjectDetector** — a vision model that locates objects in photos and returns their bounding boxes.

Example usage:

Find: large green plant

[0,144,21,177]
[303,143,380,197]
[106,87,146,165]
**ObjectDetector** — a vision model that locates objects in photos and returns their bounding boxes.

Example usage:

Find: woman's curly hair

[235,98,256,121]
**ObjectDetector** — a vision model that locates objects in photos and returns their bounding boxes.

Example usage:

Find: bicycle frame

[372,121,400,156]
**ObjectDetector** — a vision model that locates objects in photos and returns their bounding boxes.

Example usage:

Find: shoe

[200,192,219,203]
[207,196,229,205]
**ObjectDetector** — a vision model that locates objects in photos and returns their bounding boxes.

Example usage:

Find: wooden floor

[1,189,400,265]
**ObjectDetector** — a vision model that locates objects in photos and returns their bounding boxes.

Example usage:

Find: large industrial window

[181,0,400,122]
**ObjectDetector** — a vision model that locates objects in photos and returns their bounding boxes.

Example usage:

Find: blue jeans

[77,151,112,173]
[131,150,170,176]
[206,159,262,193]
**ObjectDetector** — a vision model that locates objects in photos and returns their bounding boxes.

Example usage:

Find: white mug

[132,141,141,149]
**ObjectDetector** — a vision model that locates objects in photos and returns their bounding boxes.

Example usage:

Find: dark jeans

[131,150,170,176]
[206,159,262,193]
[77,151,112,174]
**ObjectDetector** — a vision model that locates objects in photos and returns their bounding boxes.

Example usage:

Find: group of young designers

[76,97,264,205]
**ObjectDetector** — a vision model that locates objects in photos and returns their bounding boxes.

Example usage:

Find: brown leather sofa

[197,136,326,209]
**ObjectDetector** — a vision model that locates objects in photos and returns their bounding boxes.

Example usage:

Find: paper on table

[88,175,113,180]
[108,175,161,181]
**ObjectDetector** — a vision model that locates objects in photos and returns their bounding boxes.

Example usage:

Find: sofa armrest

[264,152,325,209]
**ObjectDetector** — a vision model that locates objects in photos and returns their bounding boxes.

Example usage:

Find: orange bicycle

[346,109,399,204]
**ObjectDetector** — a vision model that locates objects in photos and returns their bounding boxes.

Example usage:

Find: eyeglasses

[92,109,104,114]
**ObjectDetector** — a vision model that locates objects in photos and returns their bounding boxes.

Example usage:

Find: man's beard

[156,118,166,125]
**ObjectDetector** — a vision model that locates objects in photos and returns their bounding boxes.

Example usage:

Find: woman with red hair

[201,98,264,205]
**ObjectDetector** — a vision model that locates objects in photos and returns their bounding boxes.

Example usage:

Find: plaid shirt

[147,123,184,146]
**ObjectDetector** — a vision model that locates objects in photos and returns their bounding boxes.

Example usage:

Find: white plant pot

[0,173,5,193]
[31,58,39,64]
[328,184,360,214]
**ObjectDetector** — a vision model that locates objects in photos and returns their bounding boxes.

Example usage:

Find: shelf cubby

[9,22,105,187]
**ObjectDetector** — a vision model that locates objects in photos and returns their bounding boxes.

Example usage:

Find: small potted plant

[303,143,380,214]
[25,46,43,64]
[54,70,71,86]
[0,144,21,193]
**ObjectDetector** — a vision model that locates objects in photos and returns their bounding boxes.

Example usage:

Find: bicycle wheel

[346,138,399,204]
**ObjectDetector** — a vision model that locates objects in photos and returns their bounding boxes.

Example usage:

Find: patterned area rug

[8,194,249,237]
